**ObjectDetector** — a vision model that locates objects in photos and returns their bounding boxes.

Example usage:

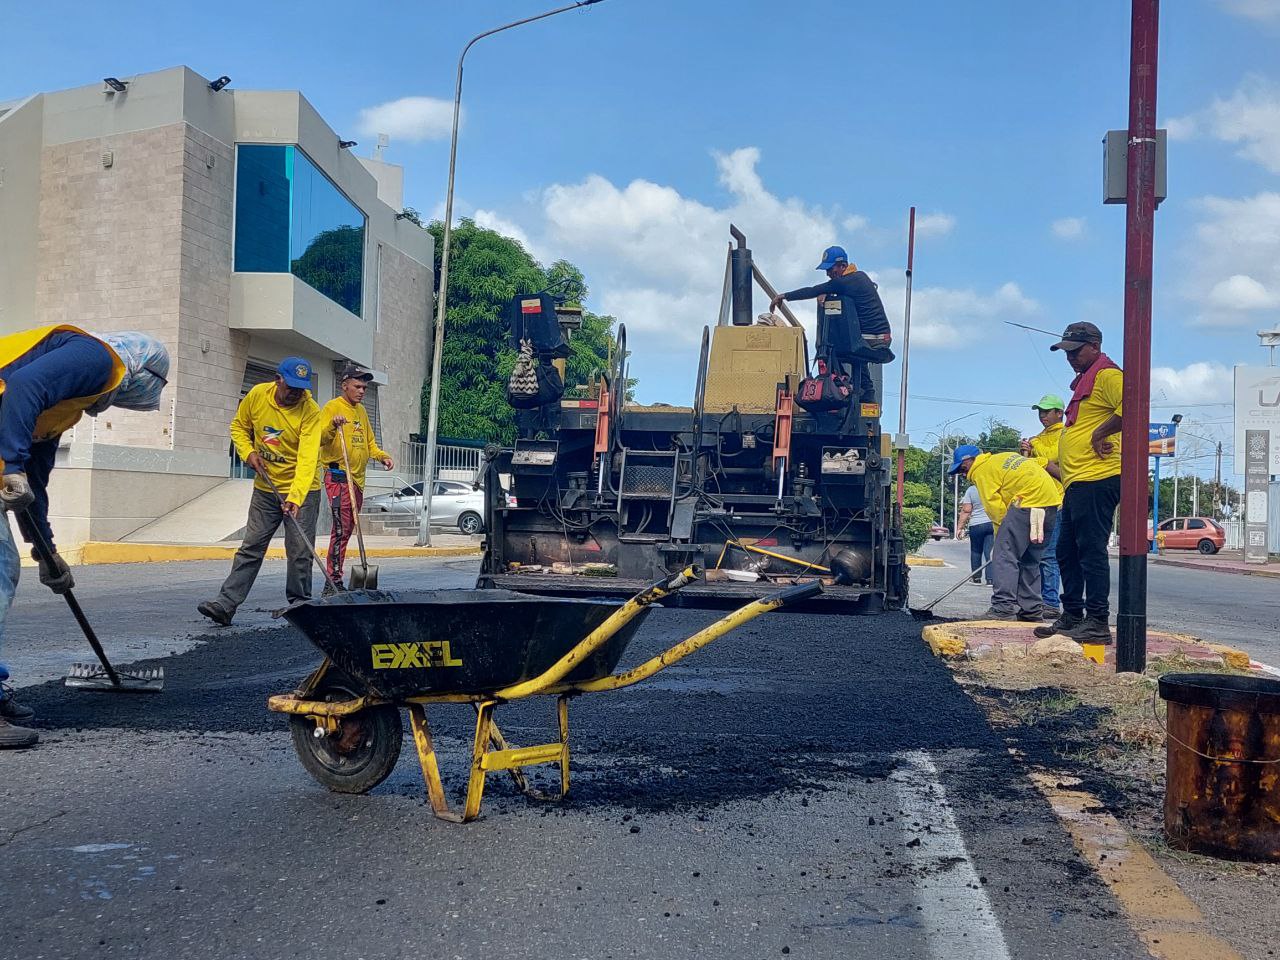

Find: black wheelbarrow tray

[268,567,821,822]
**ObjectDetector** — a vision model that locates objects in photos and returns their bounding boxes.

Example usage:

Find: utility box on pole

[1104,130,1168,205]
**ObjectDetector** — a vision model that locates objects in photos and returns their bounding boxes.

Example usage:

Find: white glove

[0,472,34,512]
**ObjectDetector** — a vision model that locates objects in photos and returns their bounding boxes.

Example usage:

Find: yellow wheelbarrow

[267,567,820,822]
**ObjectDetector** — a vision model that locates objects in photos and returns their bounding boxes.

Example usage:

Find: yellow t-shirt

[1059,367,1123,489]
[1029,421,1065,495]
[319,396,390,489]
[967,452,1063,529]
[230,382,322,505]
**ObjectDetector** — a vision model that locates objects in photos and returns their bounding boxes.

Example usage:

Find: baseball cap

[816,245,848,270]
[338,362,374,383]
[1032,393,1066,411]
[277,356,313,389]
[949,444,981,475]
[1050,322,1103,352]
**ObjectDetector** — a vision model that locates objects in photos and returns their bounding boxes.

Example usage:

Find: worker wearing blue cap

[770,246,893,403]
[198,356,322,626]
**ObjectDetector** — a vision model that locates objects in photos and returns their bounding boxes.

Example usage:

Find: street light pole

[417,0,607,546]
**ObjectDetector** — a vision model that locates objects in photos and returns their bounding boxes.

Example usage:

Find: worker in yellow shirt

[949,445,1062,622]
[1033,323,1122,646]
[319,363,393,591]
[1021,394,1066,616]
[198,357,322,626]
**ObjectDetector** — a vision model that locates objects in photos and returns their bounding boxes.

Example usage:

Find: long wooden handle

[336,431,370,569]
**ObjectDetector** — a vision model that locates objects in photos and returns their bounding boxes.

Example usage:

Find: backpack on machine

[795,359,853,413]
[507,338,565,409]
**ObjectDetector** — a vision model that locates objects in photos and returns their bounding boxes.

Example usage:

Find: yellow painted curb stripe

[906,555,946,567]
[68,542,481,565]
[1029,773,1244,960]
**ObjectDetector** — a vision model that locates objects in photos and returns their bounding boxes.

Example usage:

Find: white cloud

[1184,192,1280,326]
[356,96,454,143]
[914,212,956,239]
[472,209,544,262]
[1149,362,1233,405]
[1217,0,1280,20]
[1051,217,1086,240]
[1167,76,1280,173]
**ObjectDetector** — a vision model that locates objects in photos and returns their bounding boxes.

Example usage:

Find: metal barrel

[1159,672,1280,861]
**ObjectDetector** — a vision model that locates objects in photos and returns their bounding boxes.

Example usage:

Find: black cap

[339,363,374,382]
[1050,321,1103,352]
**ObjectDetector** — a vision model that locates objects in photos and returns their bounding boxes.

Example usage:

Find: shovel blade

[348,565,378,590]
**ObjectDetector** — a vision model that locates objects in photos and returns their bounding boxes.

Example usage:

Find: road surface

[3,557,1152,958]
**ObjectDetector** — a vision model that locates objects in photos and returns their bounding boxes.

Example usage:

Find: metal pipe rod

[897,207,916,518]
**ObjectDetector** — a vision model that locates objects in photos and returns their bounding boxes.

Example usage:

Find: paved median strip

[25,541,483,567]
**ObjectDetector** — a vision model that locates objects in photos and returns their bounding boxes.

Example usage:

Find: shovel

[910,556,993,622]
[21,512,165,693]
[337,430,377,590]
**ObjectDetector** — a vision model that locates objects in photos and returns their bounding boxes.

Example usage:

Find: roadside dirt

[954,653,1280,960]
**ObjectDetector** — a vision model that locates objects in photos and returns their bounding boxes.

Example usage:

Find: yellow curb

[906,555,945,567]
[1203,643,1253,671]
[1029,773,1245,960]
[921,623,968,657]
[70,542,481,565]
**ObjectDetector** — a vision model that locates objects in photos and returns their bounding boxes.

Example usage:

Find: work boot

[197,600,233,627]
[1065,616,1114,645]
[969,575,982,585]
[321,580,344,598]
[1016,609,1045,622]
[981,607,1018,622]
[0,718,39,749]
[0,684,35,722]
[1034,610,1082,639]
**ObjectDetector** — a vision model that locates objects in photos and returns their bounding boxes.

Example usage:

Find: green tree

[902,506,937,554]
[422,220,623,442]
[291,225,363,315]
[902,480,935,510]
[978,419,1022,453]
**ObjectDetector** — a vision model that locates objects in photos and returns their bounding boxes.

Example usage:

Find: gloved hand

[33,549,75,595]
[1029,507,1046,545]
[0,472,34,512]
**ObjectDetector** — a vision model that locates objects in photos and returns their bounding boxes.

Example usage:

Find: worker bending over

[319,363,393,592]
[949,445,1062,623]
[0,325,170,749]
[198,358,321,626]
[1022,394,1066,617]
[770,245,893,402]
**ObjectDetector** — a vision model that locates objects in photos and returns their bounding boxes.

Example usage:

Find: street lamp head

[1171,414,1183,424]
[1258,329,1280,347]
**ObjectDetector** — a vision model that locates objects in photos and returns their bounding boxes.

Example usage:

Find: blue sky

[8,0,1280,480]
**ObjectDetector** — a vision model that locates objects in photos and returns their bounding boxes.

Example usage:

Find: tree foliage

[421,220,623,443]
[291,225,363,316]
[901,506,937,554]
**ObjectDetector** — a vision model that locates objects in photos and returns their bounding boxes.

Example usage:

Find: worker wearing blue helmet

[770,246,893,403]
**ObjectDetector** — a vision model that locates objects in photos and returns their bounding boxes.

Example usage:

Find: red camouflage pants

[324,471,364,582]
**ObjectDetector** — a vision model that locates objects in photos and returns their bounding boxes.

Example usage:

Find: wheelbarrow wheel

[289,684,402,795]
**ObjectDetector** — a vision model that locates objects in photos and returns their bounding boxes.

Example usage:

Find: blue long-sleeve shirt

[0,331,116,550]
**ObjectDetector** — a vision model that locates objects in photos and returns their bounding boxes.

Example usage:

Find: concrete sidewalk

[1151,548,1280,579]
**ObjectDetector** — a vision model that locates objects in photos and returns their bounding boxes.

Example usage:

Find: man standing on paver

[1034,324,1123,645]
[319,363,393,593]
[0,325,170,749]
[1022,394,1066,617]
[949,445,1061,622]
[198,358,322,626]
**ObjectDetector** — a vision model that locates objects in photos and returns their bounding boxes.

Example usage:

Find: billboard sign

[1244,429,1271,564]
[1148,422,1177,457]
[1234,365,1280,474]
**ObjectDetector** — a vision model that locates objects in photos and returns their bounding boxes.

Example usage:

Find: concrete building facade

[0,66,433,544]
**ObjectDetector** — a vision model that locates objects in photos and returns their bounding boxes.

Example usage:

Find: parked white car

[365,480,486,534]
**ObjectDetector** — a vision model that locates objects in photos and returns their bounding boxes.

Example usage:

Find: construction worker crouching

[0,325,170,750]
[198,358,322,626]
[949,444,1062,623]
[770,245,894,403]
[319,363,393,593]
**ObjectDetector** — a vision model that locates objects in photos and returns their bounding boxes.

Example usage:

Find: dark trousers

[969,522,994,583]
[1056,475,1121,619]
[990,506,1057,616]
[216,488,320,612]
[324,472,364,581]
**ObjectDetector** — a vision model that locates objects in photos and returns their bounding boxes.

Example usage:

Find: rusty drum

[1159,672,1280,861]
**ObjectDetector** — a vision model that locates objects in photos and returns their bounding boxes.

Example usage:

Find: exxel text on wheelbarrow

[268,567,821,823]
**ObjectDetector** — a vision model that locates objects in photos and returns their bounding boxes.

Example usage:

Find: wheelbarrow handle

[769,580,824,607]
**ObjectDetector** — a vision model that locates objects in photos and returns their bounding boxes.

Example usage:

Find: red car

[1151,517,1225,554]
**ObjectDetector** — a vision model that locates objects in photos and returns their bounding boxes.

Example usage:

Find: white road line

[891,750,1013,960]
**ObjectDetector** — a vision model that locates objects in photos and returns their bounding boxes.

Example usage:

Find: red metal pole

[1115,0,1159,673]
[896,207,916,518]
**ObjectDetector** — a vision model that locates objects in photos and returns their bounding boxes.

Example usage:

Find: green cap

[1032,393,1065,411]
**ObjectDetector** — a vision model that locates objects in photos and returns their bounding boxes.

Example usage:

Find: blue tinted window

[233,144,365,316]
